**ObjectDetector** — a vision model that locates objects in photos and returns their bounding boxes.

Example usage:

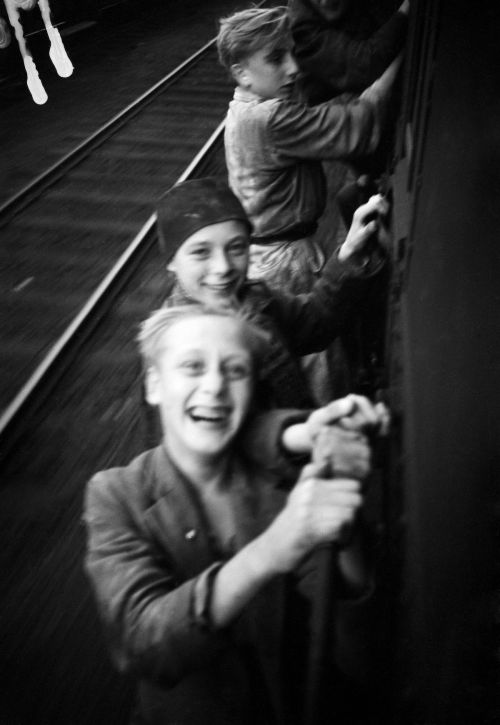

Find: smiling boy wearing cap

[161,178,251,310]
[157,176,388,409]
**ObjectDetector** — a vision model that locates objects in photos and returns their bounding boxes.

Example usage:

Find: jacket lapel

[142,447,217,580]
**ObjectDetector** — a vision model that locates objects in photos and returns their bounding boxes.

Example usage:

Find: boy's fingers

[355,194,389,225]
[312,396,356,426]
[355,193,382,219]
[362,220,378,238]
[343,394,380,429]
[374,402,391,435]
[298,461,331,481]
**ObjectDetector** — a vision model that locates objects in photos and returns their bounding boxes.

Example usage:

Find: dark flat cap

[157,177,251,259]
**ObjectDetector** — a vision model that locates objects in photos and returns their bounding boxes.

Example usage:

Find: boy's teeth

[190,408,227,422]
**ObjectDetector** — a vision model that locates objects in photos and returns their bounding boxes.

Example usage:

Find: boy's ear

[167,260,176,273]
[231,62,248,86]
[145,365,161,406]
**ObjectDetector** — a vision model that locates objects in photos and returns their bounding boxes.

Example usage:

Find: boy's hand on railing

[338,194,390,264]
[260,461,362,574]
[399,0,410,16]
[281,394,390,471]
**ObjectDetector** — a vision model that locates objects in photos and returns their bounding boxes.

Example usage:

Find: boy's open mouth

[188,406,230,425]
[205,281,237,293]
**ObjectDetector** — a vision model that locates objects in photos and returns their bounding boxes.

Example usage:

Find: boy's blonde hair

[137,305,270,370]
[217,6,290,71]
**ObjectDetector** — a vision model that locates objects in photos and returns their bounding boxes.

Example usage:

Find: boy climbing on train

[289,0,409,105]
[85,305,388,725]
[290,0,410,209]
[153,176,389,412]
[216,5,402,294]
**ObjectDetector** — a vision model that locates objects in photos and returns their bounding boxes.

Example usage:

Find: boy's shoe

[47,26,74,77]
[24,55,48,105]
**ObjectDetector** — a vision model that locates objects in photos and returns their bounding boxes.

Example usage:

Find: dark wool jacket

[84,418,377,724]
[166,249,383,410]
[84,429,306,725]
[289,0,408,103]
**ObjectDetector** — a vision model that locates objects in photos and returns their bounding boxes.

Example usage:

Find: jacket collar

[233,86,265,104]
[166,281,272,317]
[141,446,283,580]
[142,446,218,577]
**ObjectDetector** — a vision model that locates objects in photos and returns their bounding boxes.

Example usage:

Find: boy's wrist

[338,240,355,263]
[245,532,285,579]
[281,422,313,455]
[338,242,370,269]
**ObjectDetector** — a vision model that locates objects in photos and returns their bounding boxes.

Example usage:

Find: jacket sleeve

[83,473,232,686]
[271,250,383,355]
[269,93,381,161]
[290,1,408,94]
[240,409,311,483]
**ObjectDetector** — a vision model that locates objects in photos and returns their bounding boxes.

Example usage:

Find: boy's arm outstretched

[271,194,390,354]
[210,462,363,627]
[289,0,409,97]
[269,51,403,163]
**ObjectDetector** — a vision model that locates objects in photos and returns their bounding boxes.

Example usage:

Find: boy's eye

[266,49,286,65]
[223,361,251,381]
[188,247,210,259]
[228,241,248,256]
[180,359,205,375]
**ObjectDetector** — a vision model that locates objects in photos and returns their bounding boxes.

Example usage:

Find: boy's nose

[200,366,226,395]
[211,249,231,275]
[284,52,299,78]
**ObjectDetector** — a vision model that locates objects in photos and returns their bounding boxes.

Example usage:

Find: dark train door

[388,0,500,722]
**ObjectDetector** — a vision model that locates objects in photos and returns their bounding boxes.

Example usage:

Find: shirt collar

[233,85,265,103]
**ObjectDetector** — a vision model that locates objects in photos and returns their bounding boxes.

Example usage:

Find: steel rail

[0,120,225,440]
[0,37,217,222]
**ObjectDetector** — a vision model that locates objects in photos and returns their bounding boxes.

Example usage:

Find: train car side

[388,0,500,722]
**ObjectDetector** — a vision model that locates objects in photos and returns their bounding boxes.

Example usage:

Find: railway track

[0,138,227,725]
[0,39,233,443]
[0,35,233,724]
[0,3,284,721]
